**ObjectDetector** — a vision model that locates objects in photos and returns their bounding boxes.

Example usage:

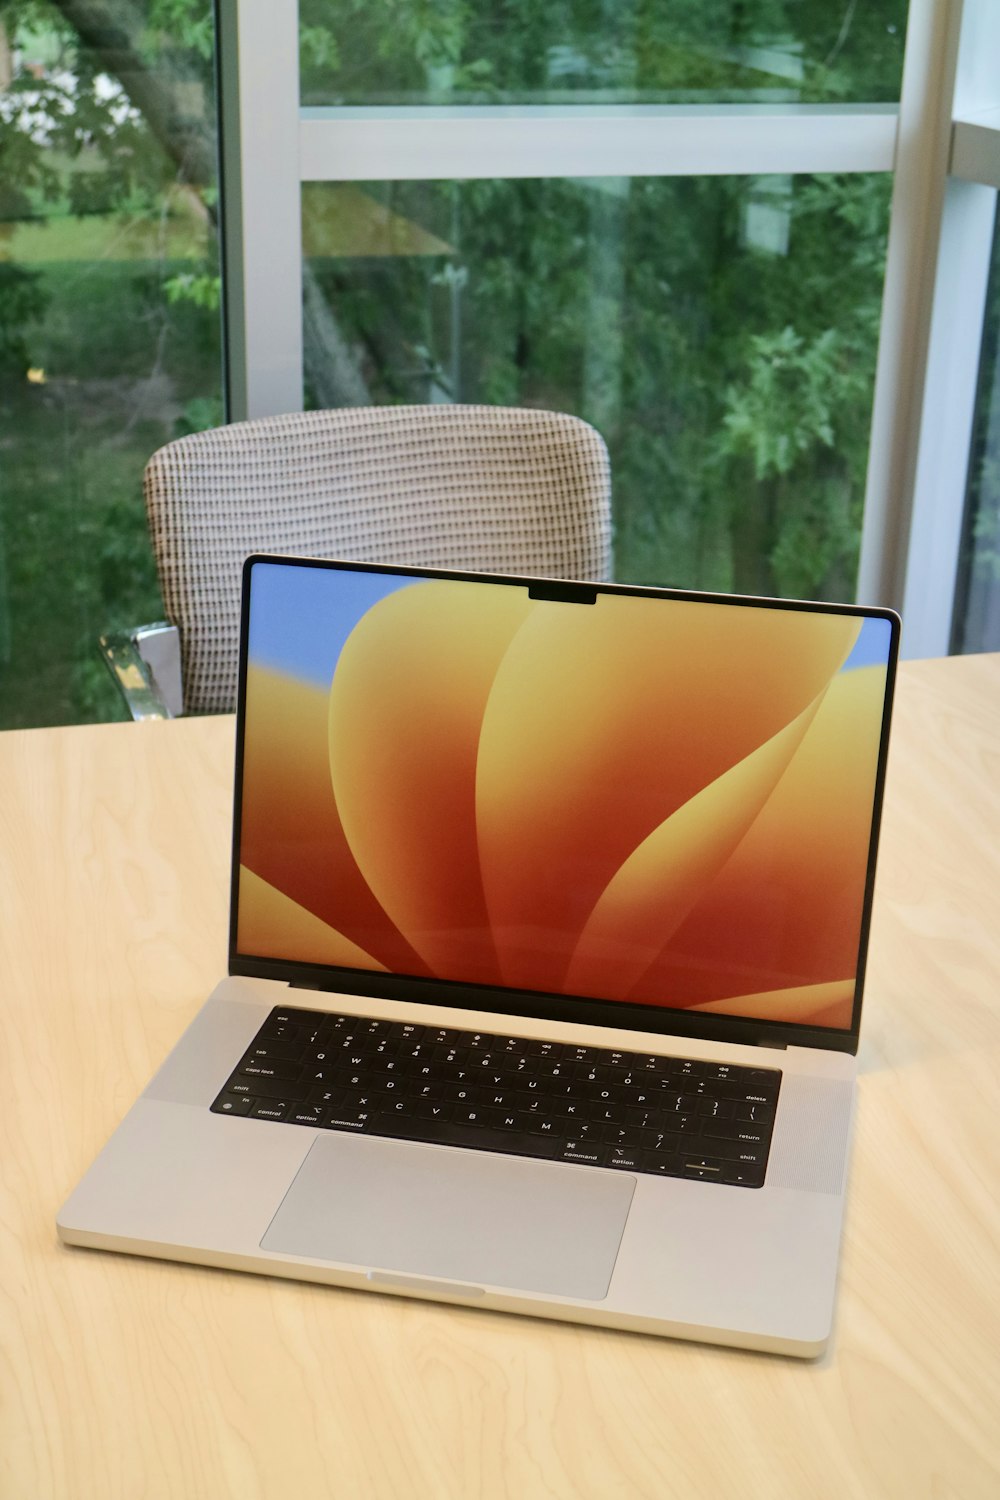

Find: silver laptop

[58,556,899,1356]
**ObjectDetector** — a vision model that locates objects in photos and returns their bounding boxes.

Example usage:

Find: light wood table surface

[2,654,998,1499]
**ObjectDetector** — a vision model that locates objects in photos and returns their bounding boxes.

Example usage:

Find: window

[952,206,1000,653]
[297,1,905,107]
[303,171,892,597]
[225,0,906,618]
[0,0,222,726]
[2,0,998,727]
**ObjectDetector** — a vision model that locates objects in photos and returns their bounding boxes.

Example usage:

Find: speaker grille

[767,1075,854,1195]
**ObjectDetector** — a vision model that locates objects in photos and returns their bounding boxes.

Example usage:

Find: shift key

[231,1073,309,1102]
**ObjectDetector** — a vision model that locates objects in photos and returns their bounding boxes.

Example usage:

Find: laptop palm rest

[261,1133,634,1300]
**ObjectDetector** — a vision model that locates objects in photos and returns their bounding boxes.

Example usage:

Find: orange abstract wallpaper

[237,567,893,1029]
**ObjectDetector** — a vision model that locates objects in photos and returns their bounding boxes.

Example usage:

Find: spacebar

[370,1113,560,1159]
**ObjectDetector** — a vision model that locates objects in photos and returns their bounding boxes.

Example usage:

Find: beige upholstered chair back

[144,404,613,714]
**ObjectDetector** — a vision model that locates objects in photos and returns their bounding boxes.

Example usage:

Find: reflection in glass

[300,0,907,107]
[0,1,221,727]
[952,207,1000,654]
[302,173,891,601]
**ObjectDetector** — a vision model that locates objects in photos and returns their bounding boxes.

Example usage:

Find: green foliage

[175,392,224,434]
[300,23,340,73]
[720,327,838,479]
[146,0,214,61]
[311,166,889,599]
[165,269,220,309]
[2,40,167,219]
[0,0,222,726]
[299,0,906,105]
[0,262,48,371]
[2,0,906,724]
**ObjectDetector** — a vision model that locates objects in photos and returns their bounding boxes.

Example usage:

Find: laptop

[58,555,899,1357]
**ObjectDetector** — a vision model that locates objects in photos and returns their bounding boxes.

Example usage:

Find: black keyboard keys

[210,1005,781,1188]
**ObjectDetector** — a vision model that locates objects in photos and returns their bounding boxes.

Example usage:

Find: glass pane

[952,203,1000,655]
[302,173,891,600]
[0,1,222,727]
[300,0,907,107]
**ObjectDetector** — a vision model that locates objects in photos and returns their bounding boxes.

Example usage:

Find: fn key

[214,1092,254,1116]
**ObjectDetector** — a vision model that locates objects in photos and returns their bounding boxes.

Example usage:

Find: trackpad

[261,1133,634,1301]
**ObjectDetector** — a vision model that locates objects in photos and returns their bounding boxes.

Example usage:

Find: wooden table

[2,655,998,1498]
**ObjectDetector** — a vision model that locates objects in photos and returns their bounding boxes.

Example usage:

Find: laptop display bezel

[227,554,900,1058]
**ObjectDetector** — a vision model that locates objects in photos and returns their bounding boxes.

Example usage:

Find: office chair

[101,404,613,719]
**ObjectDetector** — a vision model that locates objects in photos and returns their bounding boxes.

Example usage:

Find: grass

[0,202,209,267]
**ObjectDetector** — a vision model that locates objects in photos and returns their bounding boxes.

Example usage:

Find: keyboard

[211,1005,781,1188]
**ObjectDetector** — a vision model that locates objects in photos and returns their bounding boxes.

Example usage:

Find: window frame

[218,0,1000,655]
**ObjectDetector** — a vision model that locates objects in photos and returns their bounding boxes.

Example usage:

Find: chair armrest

[98,623,183,720]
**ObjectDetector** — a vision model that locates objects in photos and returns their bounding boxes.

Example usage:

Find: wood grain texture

[1,659,998,1500]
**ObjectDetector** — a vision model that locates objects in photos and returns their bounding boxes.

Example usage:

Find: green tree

[1,0,905,727]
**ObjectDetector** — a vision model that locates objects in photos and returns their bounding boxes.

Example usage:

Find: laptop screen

[232,558,897,1043]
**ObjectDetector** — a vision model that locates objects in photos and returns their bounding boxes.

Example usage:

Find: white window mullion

[299,105,897,183]
[899,178,997,656]
[856,0,965,617]
[863,0,1000,651]
[898,0,1000,654]
[219,0,303,420]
